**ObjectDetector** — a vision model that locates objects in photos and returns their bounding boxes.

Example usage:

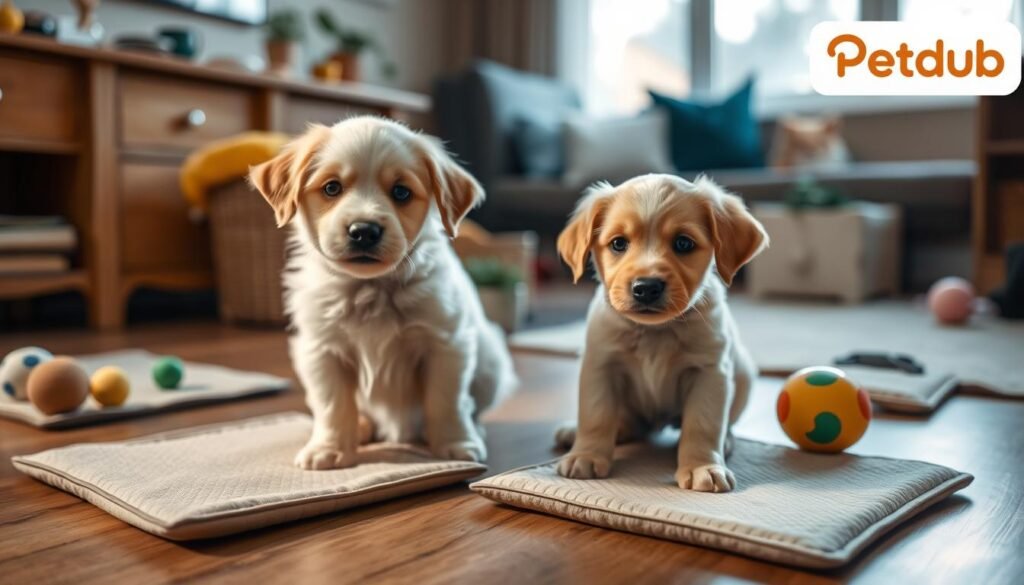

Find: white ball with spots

[0,346,54,401]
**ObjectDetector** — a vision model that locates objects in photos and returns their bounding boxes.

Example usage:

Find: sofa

[433,61,975,290]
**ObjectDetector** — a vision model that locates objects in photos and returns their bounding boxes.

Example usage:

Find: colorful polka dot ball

[776,366,871,453]
[0,346,54,401]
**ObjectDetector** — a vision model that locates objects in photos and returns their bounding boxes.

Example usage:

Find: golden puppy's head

[248,117,483,279]
[557,174,767,325]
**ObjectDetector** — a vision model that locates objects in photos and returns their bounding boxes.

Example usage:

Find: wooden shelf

[985,139,1024,156]
[0,137,81,155]
[0,270,89,299]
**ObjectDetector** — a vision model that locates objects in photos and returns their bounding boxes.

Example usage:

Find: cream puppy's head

[558,174,768,325]
[249,117,483,279]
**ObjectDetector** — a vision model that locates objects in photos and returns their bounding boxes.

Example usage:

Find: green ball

[152,356,184,390]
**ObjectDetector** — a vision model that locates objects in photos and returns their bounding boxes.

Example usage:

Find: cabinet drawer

[283,95,386,134]
[0,52,81,145]
[120,73,254,152]
[120,163,212,273]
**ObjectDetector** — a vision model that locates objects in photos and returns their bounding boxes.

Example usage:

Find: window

[899,0,1015,22]
[574,0,692,114]
[712,0,859,97]
[560,0,1022,115]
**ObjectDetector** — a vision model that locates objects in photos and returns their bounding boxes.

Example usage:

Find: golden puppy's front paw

[557,451,612,479]
[294,442,357,470]
[675,463,736,492]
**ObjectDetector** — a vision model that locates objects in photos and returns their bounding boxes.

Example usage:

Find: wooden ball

[27,356,90,415]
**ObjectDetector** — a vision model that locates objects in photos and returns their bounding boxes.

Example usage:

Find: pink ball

[928,277,975,325]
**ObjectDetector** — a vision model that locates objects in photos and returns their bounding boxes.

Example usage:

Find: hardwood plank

[0,324,1021,584]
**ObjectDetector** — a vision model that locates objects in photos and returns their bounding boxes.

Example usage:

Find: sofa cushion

[651,79,765,171]
[512,114,565,179]
[473,61,581,178]
[562,111,674,187]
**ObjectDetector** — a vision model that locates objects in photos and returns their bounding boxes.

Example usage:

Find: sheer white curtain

[557,0,693,115]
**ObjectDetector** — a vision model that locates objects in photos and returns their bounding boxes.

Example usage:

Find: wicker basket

[207,180,287,325]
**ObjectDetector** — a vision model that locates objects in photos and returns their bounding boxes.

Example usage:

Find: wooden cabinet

[0,50,82,148]
[119,163,212,274]
[119,73,255,152]
[0,33,429,328]
[975,78,1024,293]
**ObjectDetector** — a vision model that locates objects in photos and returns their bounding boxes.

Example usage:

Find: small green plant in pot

[315,8,396,81]
[265,9,304,75]
[464,258,527,332]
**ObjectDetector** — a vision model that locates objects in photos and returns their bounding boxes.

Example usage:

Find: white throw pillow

[561,111,673,187]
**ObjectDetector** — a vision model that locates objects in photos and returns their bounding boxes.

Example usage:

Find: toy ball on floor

[26,356,90,415]
[90,366,130,407]
[927,276,975,325]
[0,346,54,401]
[777,366,871,453]
[152,356,184,390]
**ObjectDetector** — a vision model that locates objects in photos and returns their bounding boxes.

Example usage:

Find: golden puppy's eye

[674,235,696,254]
[391,184,412,203]
[323,180,343,198]
[610,237,629,253]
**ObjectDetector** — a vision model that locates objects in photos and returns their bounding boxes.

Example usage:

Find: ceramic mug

[158,27,201,59]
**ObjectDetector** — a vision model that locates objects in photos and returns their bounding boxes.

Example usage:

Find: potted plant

[265,9,304,75]
[464,258,528,333]
[315,8,395,82]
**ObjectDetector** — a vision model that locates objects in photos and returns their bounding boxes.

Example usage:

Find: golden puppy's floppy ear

[557,182,614,283]
[695,176,769,286]
[417,136,484,239]
[248,124,330,227]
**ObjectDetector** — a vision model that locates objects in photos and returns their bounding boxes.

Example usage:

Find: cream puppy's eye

[391,184,412,203]
[610,237,629,253]
[323,180,342,198]
[674,235,696,254]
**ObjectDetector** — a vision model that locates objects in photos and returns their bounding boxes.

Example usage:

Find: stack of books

[0,216,78,277]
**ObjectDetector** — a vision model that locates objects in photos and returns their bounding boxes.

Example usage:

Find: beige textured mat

[0,350,289,428]
[472,438,971,569]
[13,412,486,540]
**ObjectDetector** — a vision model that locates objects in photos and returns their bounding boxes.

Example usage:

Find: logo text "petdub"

[810,21,1021,96]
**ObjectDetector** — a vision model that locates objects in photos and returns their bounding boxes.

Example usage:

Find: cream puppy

[555,174,768,492]
[249,116,515,470]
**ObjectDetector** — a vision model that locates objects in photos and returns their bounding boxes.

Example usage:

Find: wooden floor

[1,322,1022,584]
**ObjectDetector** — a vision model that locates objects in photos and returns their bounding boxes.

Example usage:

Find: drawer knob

[0,87,4,103]
[185,108,206,128]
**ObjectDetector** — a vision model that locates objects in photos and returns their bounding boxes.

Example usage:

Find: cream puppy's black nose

[632,278,665,305]
[348,222,383,249]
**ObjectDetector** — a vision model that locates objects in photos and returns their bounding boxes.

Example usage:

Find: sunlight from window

[900,0,1014,22]
[584,0,691,114]
[712,0,858,97]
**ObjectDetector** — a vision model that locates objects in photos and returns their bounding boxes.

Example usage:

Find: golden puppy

[249,116,515,469]
[555,174,768,492]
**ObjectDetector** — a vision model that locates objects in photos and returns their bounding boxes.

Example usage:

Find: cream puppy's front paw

[676,463,736,492]
[294,442,358,470]
[558,451,612,479]
[433,439,487,462]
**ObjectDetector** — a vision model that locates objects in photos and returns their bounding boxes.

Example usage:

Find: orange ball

[26,356,90,415]
[927,277,975,324]
[777,366,871,453]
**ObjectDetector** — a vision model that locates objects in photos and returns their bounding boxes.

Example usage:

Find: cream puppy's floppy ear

[557,182,614,283]
[249,125,331,227]
[694,176,769,286]
[416,136,484,239]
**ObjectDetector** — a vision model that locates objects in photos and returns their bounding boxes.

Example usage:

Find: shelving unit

[0,33,429,328]
[975,69,1024,294]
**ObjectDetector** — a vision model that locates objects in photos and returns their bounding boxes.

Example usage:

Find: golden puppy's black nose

[632,278,666,305]
[348,222,383,249]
